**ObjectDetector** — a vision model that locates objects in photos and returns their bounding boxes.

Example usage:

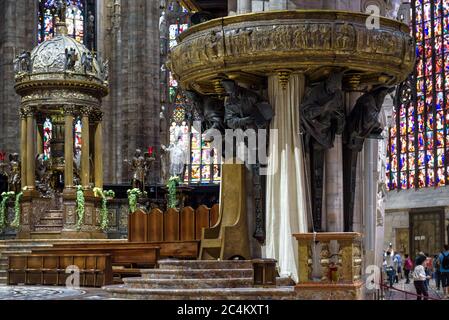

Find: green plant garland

[167,176,180,209]
[0,191,15,231]
[93,187,115,230]
[11,191,23,228]
[75,186,85,230]
[127,188,143,213]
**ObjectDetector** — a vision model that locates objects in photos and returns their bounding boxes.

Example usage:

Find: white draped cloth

[263,73,309,283]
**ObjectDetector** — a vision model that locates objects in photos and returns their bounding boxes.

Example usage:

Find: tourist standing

[433,254,441,291]
[394,252,402,283]
[404,254,413,284]
[413,254,430,300]
[439,244,449,299]
[385,251,396,287]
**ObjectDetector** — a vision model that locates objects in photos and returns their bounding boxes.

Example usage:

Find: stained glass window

[163,2,220,185]
[43,118,53,161]
[387,0,449,190]
[38,0,95,48]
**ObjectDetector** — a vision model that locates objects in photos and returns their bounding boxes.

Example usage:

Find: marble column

[94,120,103,188]
[81,109,90,189]
[325,136,344,232]
[26,110,35,190]
[64,110,75,190]
[36,124,43,155]
[20,113,27,190]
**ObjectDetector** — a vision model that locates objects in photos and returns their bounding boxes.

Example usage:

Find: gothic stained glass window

[163,2,221,185]
[387,0,449,190]
[38,0,95,48]
[43,118,53,161]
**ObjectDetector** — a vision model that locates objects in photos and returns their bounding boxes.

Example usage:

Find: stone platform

[103,259,297,300]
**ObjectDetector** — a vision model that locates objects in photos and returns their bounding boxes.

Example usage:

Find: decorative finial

[55,0,68,36]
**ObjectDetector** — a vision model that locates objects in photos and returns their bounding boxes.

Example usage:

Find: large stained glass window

[38,0,96,48]
[163,1,220,185]
[387,0,449,190]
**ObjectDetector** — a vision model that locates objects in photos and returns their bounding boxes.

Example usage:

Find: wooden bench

[7,254,113,287]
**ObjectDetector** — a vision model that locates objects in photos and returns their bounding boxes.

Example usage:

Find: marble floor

[0,286,115,300]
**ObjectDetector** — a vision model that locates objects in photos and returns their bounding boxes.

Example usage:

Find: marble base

[295,281,365,300]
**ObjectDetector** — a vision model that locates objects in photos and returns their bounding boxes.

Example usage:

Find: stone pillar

[36,124,43,155]
[20,112,27,190]
[64,110,75,190]
[94,119,103,188]
[81,109,90,189]
[325,136,344,232]
[237,0,252,13]
[26,109,35,190]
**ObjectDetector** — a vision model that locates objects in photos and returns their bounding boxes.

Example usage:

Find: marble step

[122,277,254,289]
[141,268,254,280]
[158,260,253,270]
[103,285,297,300]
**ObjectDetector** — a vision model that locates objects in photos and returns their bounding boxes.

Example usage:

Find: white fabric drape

[263,73,308,283]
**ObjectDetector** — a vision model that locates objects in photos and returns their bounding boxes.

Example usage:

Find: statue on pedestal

[161,135,187,180]
[300,72,345,232]
[1,153,22,193]
[342,86,393,232]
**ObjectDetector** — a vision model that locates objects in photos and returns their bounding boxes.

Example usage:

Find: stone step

[141,268,254,280]
[158,260,253,270]
[30,231,62,239]
[41,210,63,219]
[103,285,296,300]
[34,225,63,232]
[122,277,253,289]
[38,217,63,225]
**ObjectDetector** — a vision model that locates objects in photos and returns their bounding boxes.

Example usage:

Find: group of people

[383,244,449,300]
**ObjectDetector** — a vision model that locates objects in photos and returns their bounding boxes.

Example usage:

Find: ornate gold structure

[169,10,415,92]
[14,22,108,239]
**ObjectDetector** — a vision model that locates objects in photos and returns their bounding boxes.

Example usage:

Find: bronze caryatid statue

[185,90,225,142]
[300,72,345,232]
[221,78,274,244]
[343,86,393,232]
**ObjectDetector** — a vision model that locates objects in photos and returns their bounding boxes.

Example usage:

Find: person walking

[404,254,413,284]
[413,254,430,300]
[385,251,396,288]
[433,254,441,291]
[394,252,402,283]
[439,244,449,299]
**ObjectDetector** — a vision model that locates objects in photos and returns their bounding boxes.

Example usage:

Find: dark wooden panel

[210,204,219,227]
[128,209,148,242]
[195,205,210,240]
[180,207,195,241]
[148,208,164,242]
[164,208,180,241]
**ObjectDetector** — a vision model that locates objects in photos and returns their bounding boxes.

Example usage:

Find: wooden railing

[128,204,219,243]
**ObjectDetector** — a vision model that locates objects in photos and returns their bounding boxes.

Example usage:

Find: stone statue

[161,136,187,179]
[81,52,93,73]
[300,72,345,232]
[221,79,274,130]
[100,59,109,82]
[14,51,32,74]
[65,48,78,71]
[56,0,67,23]
[185,90,225,141]
[342,86,393,232]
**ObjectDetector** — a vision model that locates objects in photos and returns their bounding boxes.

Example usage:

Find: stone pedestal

[293,232,364,300]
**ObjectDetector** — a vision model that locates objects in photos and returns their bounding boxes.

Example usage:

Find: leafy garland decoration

[167,176,180,209]
[75,185,85,230]
[11,191,23,228]
[0,191,15,231]
[93,187,115,230]
[127,188,146,213]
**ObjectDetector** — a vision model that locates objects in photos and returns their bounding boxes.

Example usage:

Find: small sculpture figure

[81,52,93,73]
[100,59,109,82]
[65,48,78,71]
[35,154,52,197]
[300,72,345,232]
[337,23,355,49]
[14,51,32,74]
[8,153,21,193]
[125,149,155,191]
[56,0,67,23]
